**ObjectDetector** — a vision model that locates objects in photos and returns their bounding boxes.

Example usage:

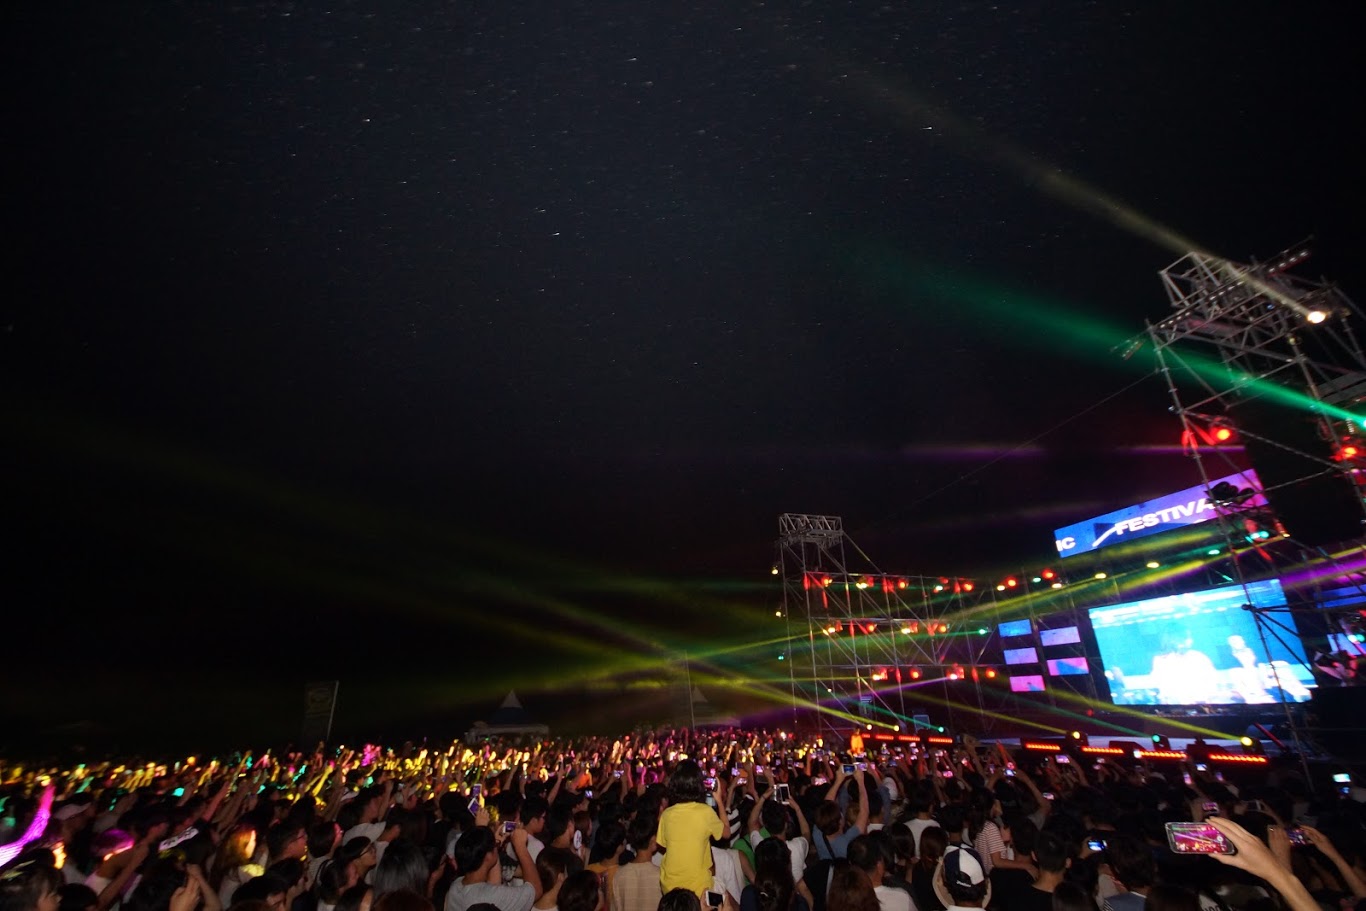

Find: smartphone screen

[471,784,482,799]
[705,892,723,909]
[1055,755,1070,765]
[1333,773,1352,784]
[1201,801,1219,815]
[467,797,481,816]
[842,764,855,775]
[504,820,517,834]
[704,777,717,791]
[1286,828,1311,846]
[1166,822,1235,855]
[1004,769,1015,778]
[1183,772,1193,786]
[1041,792,1055,801]
[775,784,790,802]
[1086,838,1106,852]
[1195,763,1208,772]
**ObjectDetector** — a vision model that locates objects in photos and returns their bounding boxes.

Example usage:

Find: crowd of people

[1,726,1362,911]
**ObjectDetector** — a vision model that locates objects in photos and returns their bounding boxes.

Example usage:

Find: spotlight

[1041,568,1056,580]
[985,668,997,679]
[1307,309,1327,324]
[771,565,780,576]
[1051,582,1063,589]
[1213,426,1234,443]
[1094,572,1107,580]
[774,610,783,617]
[962,581,974,592]
[1146,561,1160,569]
[1005,577,1018,588]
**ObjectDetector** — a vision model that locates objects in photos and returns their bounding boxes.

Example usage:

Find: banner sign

[1054,471,1264,558]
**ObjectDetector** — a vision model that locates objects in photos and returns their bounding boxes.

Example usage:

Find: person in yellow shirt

[657,760,730,896]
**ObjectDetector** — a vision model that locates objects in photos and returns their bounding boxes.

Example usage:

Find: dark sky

[5,2,1362,750]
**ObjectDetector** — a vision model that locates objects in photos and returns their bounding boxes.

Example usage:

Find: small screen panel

[1040,626,1081,647]
[1004,647,1040,665]
[1009,675,1046,693]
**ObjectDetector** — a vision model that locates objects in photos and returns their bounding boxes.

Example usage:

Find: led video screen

[1009,675,1046,693]
[1088,580,1315,706]
[1047,657,1089,676]
[1004,647,1040,665]
[1040,626,1081,647]
[998,619,1033,638]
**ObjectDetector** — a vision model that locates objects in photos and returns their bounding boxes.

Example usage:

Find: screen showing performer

[1089,580,1315,706]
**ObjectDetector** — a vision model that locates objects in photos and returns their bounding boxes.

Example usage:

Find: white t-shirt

[527,834,545,862]
[444,879,536,911]
[875,884,914,911]
[905,819,940,859]
[711,847,746,904]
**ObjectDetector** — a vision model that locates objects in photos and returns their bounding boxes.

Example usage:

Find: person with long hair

[210,823,262,907]
[372,841,429,901]
[910,829,946,911]
[825,866,877,911]
[739,839,806,911]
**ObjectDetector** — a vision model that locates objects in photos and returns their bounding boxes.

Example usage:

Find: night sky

[5,2,1363,751]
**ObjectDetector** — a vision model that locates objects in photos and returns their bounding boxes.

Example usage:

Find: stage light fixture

[977,627,988,635]
[1094,572,1107,580]
[1208,481,1255,506]
[1005,577,1018,588]
[1051,582,1063,589]
[1307,309,1328,324]
[985,668,997,678]
[770,565,779,575]
[996,584,1006,592]
[1031,576,1043,584]
[1041,568,1056,580]
[962,581,974,592]
[1146,561,1160,569]
[1213,426,1234,442]
[774,610,782,617]
[1207,548,1221,556]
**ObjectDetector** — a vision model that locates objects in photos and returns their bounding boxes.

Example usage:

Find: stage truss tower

[1147,243,1366,768]
[778,514,1000,738]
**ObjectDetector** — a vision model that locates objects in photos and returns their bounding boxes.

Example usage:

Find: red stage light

[1338,444,1360,461]
[909,668,921,680]
[985,668,997,679]
[1005,577,1018,588]
[962,581,974,592]
[1021,742,1061,752]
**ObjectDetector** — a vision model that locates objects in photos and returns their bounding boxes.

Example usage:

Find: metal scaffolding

[1147,243,1366,774]
[775,514,1101,739]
